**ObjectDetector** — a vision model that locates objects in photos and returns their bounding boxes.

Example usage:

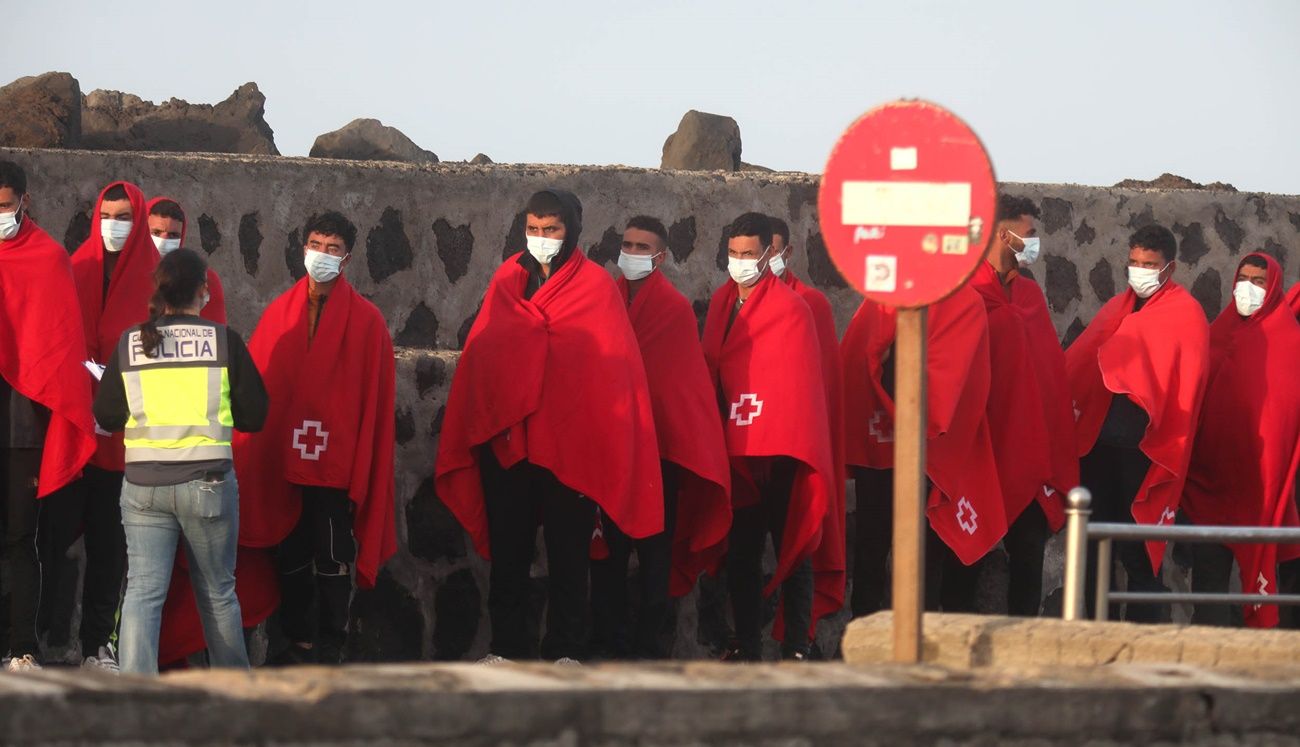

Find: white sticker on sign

[841,181,972,227]
[865,255,897,293]
[941,234,970,255]
[890,147,918,171]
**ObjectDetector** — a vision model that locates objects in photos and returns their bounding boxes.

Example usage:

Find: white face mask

[1233,280,1266,317]
[1127,265,1166,299]
[200,290,211,310]
[101,219,133,253]
[617,251,660,281]
[152,235,182,255]
[728,246,770,288]
[304,248,346,283]
[1010,232,1040,266]
[768,249,789,277]
[526,235,563,264]
[0,204,24,241]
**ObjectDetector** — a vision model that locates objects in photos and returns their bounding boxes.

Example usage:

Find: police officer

[92,249,267,675]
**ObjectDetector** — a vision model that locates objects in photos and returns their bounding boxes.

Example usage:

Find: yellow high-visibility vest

[117,320,233,463]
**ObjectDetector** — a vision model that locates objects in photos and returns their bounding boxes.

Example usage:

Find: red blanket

[1066,281,1209,571]
[0,218,97,496]
[842,287,1008,564]
[1287,283,1300,317]
[71,181,159,471]
[618,272,731,597]
[969,263,1075,531]
[1183,254,1300,627]
[701,273,834,601]
[157,547,279,665]
[145,196,225,323]
[233,277,397,588]
[783,272,846,624]
[437,251,663,558]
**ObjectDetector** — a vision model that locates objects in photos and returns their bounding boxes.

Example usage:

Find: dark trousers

[1189,541,1240,627]
[849,467,969,617]
[1005,502,1051,616]
[44,464,128,654]
[590,462,679,659]
[482,452,594,661]
[1082,443,1169,623]
[727,457,813,660]
[276,486,356,664]
[1280,558,1300,630]
[2,449,42,657]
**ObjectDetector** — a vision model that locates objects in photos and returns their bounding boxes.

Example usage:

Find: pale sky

[11,0,1299,194]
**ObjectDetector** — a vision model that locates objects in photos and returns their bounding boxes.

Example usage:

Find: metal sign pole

[892,306,928,663]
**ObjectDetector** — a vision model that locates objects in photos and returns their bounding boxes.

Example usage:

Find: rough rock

[80,82,277,155]
[0,72,82,148]
[661,110,742,171]
[469,153,493,165]
[309,118,438,164]
[843,611,1300,670]
[1115,172,1238,192]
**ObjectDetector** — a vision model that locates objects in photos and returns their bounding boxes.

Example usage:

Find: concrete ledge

[842,612,1300,670]
[1,661,1298,745]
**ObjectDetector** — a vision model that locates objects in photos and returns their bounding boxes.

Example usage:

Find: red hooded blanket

[71,181,158,471]
[233,276,397,588]
[0,218,97,495]
[437,250,663,558]
[969,263,1076,531]
[701,272,835,606]
[1066,280,1209,570]
[1183,254,1300,627]
[842,286,1008,564]
[618,271,731,597]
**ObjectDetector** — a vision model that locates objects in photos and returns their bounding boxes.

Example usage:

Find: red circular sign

[818,100,996,308]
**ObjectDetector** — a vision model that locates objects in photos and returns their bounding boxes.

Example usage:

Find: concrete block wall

[3,146,1298,661]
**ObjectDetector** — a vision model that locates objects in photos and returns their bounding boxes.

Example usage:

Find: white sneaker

[5,654,42,672]
[82,646,120,674]
[553,657,582,667]
[476,653,510,665]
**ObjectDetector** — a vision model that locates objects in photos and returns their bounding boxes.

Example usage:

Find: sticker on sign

[865,255,897,292]
[841,181,971,228]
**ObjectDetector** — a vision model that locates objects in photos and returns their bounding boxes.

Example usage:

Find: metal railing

[1061,487,1300,621]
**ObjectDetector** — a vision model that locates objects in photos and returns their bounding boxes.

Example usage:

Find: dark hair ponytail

[140,248,208,358]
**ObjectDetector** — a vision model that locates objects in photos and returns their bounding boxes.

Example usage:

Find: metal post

[1062,487,1091,621]
[891,307,928,663]
[1094,539,1112,622]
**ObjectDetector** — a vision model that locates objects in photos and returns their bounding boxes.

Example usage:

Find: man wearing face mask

[588,216,731,659]
[967,195,1077,616]
[766,216,846,648]
[232,211,397,665]
[1181,253,1300,628]
[701,212,833,661]
[438,190,661,664]
[50,181,160,672]
[1066,224,1209,622]
[145,198,226,323]
[0,161,97,671]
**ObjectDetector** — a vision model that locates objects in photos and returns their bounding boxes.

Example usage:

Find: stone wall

[3,146,1299,662]
[3,662,1300,745]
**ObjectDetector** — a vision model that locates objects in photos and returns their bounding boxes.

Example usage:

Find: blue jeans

[119,472,249,675]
